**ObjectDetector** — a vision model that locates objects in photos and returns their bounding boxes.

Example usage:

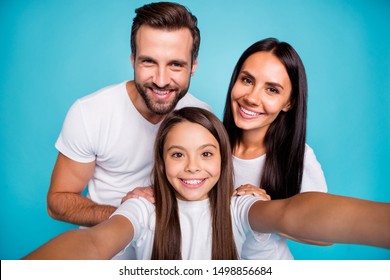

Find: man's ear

[191,58,198,76]
[130,54,135,69]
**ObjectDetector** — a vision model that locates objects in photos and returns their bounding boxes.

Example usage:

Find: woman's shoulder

[304,144,319,160]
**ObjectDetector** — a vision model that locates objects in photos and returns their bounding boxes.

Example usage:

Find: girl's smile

[180,178,206,188]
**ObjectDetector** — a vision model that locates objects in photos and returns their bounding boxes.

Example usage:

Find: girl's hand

[233,184,271,201]
[121,186,155,204]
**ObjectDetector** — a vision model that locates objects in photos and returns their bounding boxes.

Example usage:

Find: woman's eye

[267,87,279,94]
[241,77,253,85]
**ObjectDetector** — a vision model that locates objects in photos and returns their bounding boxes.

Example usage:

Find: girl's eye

[172,152,183,158]
[202,152,213,157]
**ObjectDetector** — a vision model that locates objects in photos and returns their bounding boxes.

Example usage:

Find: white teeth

[154,89,170,95]
[240,105,260,116]
[183,179,202,185]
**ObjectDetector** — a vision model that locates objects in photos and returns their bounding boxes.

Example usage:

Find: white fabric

[112,195,261,259]
[233,144,327,259]
[55,80,211,207]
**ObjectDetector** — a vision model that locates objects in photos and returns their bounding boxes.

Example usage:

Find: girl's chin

[176,193,208,201]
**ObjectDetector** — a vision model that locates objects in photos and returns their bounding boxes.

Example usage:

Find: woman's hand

[233,184,271,201]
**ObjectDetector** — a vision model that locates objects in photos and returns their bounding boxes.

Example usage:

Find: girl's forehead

[164,121,219,149]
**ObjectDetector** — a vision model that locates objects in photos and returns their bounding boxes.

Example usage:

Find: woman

[223,38,328,259]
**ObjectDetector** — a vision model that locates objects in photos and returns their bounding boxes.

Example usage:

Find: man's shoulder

[176,93,212,111]
[77,81,127,104]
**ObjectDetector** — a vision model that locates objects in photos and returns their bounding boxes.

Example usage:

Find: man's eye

[170,62,185,70]
[171,63,182,67]
[142,59,154,64]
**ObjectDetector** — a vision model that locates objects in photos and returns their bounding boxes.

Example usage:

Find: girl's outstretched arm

[22,215,134,259]
[248,192,390,249]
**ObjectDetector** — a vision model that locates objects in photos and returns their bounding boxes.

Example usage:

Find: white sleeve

[55,100,95,163]
[231,196,271,240]
[301,145,328,193]
[111,198,155,242]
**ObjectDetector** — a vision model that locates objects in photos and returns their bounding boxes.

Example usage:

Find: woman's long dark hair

[152,107,238,259]
[223,38,307,199]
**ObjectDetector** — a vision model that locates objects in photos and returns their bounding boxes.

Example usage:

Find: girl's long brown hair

[151,107,238,259]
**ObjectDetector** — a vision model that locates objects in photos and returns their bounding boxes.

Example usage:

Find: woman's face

[231,51,292,135]
[163,121,221,201]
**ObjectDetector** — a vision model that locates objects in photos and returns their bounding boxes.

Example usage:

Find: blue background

[1,0,389,260]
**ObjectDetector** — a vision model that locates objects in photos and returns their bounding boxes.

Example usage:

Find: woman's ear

[282,101,292,112]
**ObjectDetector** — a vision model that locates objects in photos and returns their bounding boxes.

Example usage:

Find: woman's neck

[233,129,266,160]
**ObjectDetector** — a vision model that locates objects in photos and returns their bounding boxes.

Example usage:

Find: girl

[23,108,390,259]
[223,38,329,259]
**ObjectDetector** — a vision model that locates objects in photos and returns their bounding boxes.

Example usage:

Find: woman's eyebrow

[265,81,284,90]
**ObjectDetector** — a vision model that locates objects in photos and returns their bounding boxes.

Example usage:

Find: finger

[236,185,264,192]
[121,194,139,204]
[144,188,154,196]
[253,192,271,201]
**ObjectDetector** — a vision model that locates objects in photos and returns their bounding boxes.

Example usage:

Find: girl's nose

[185,157,201,173]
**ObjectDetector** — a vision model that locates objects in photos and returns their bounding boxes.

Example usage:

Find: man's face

[131,25,198,116]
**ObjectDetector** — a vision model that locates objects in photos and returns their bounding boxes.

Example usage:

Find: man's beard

[135,82,188,115]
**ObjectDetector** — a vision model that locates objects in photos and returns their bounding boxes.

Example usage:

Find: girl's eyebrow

[166,145,185,152]
[166,143,218,152]
[198,144,218,150]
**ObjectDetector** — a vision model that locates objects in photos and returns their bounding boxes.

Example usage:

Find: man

[47,2,210,259]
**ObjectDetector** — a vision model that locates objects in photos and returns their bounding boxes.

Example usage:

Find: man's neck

[126,81,166,124]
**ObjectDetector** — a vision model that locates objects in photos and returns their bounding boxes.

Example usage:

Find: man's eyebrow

[137,55,155,62]
[136,55,189,66]
[169,59,189,66]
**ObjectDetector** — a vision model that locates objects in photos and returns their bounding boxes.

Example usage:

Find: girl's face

[163,121,221,201]
[231,51,292,135]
